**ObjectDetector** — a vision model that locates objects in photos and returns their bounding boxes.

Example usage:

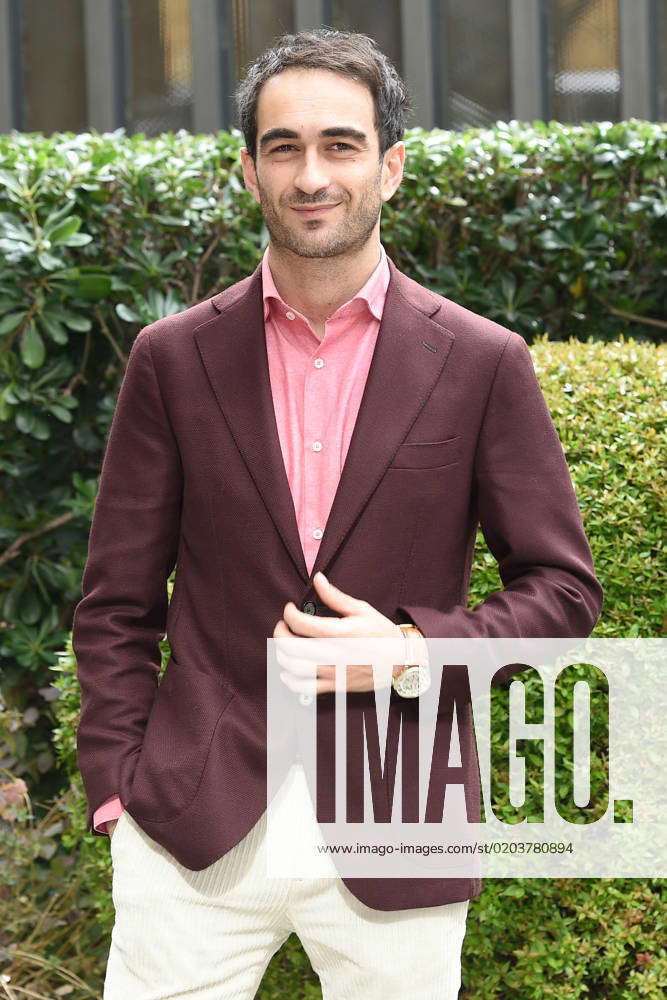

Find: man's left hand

[273,571,404,694]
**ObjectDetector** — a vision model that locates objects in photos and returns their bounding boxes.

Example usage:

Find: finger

[279,671,319,695]
[276,636,345,665]
[312,571,366,617]
[273,619,307,653]
[273,618,294,638]
[282,601,349,638]
[298,675,337,695]
[277,652,336,680]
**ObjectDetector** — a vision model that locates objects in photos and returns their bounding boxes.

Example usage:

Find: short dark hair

[234,28,412,161]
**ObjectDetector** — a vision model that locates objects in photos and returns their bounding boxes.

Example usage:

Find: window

[547,0,621,122]
[123,0,194,135]
[232,0,294,78]
[437,0,512,128]
[659,0,667,120]
[19,0,87,133]
[332,0,403,74]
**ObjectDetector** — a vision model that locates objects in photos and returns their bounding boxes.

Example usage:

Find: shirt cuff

[93,795,124,835]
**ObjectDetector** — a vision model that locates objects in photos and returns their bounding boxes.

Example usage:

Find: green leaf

[76,273,113,301]
[0,384,13,420]
[539,231,570,251]
[19,587,42,625]
[154,215,189,226]
[49,216,82,244]
[15,408,35,433]
[498,234,517,252]
[40,313,69,344]
[116,302,141,323]
[37,251,65,270]
[0,310,27,336]
[1,219,34,243]
[0,295,22,312]
[19,320,46,368]
[43,201,77,234]
[30,413,51,440]
[61,232,93,247]
[47,402,74,423]
[0,168,24,195]
[59,312,92,332]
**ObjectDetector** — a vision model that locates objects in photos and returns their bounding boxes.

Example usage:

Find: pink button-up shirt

[93,243,391,834]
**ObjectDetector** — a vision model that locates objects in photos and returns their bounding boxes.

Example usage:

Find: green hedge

[0,122,664,708]
[1,335,663,998]
[0,124,665,997]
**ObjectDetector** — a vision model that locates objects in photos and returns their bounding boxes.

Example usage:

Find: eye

[270,142,354,153]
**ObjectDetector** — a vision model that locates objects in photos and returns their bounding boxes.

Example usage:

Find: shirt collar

[261,243,390,324]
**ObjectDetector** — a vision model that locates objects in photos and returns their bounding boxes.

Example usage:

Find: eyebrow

[258,126,369,152]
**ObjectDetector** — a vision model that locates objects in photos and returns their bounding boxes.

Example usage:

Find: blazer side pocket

[389,436,461,470]
[124,656,235,823]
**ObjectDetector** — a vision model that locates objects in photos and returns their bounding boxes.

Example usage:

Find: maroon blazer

[72,256,603,911]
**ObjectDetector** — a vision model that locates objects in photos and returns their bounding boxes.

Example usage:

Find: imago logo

[266,638,664,879]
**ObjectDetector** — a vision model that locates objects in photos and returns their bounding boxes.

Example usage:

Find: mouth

[290,203,341,219]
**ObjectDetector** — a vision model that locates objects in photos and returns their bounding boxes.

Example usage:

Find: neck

[266,238,382,329]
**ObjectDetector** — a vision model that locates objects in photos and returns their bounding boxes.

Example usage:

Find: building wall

[0,0,664,135]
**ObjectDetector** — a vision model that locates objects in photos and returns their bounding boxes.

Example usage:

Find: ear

[240,147,261,205]
[380,141,405,203]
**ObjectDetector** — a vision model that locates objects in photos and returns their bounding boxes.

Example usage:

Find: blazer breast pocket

[389,436,462,470]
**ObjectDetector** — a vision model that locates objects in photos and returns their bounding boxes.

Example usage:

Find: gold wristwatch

[392,623,431,698]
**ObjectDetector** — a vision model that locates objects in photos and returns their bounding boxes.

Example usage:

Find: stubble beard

[257,168,384,260]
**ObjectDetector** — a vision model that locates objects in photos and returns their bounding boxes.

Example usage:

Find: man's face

[240,68,404,259]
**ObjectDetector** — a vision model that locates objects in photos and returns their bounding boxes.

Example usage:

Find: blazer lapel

[309,258,456,581]
[193,256,456,589]
[193,264,310,583]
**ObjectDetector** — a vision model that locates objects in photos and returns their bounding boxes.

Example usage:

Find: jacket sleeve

[72,327,183,835]
[397,331,603,675]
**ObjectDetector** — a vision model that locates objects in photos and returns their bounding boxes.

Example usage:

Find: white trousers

[104,765,469,999]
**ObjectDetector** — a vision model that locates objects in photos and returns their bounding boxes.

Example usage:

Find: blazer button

[302,601,316,615]
[299,693,313,706]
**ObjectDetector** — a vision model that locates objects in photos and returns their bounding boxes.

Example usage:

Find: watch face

[395,665,429,698]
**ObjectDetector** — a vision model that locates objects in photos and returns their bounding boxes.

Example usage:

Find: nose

[292,148,331,197]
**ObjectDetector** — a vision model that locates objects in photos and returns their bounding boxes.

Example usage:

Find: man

[72,28,603,1000]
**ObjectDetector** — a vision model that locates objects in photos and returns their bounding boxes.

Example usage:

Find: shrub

[1,122,664,772]
[0,122,664,997]
[6,337,661,997]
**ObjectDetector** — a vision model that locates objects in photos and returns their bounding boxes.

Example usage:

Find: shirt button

[314,358,324,368]
[312,528,323,540]
[299,693,314,706]
[312,440,323,452]
[286,310,295,320]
